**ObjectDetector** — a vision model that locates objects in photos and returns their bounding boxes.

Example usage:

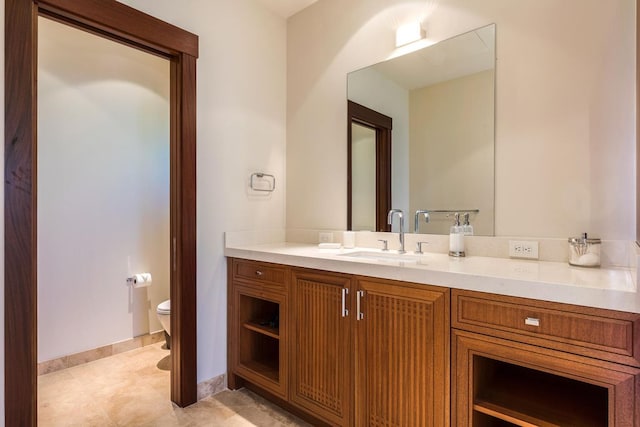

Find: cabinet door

[355,277,450,427]
[452,329,640,427]
[290,269,352,426]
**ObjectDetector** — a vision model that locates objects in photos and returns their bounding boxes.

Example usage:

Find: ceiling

[254,0,318,18]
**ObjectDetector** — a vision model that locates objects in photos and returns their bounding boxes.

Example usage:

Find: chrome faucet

[387,209,405,254]
[414,210,430,233]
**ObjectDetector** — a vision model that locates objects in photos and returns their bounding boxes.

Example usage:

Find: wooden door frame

[347,100,392,232]
[5,0,198,424]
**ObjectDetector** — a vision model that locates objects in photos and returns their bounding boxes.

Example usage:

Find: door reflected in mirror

[347,101,392,232]
[347,24,495,235]
[351,122,376,231]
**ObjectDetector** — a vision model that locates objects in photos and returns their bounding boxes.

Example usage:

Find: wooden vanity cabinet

[228,259,289,399]
[452,289,640,426]
[289,268,353,426]
[229,259,451,426]
[354,277,450,427]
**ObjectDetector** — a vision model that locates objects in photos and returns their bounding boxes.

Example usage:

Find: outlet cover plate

[509,240,539,259]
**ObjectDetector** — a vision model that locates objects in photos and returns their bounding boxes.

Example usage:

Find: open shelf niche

[238,294,281,382]
[472,355,608,427]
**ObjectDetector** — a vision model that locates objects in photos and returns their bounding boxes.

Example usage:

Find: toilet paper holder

[127,273,153,288]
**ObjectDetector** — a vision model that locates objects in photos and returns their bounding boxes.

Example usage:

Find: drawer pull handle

[525,317,540,327]
[356,290,365,320]
[341,288,349,317]
[255,270,263,276]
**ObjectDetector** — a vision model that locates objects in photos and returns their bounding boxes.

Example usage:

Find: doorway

[37,13,171,373]
[5,0,198,424]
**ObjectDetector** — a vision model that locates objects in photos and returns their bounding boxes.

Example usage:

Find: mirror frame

[5,0,198,423]
[348,100,392,232]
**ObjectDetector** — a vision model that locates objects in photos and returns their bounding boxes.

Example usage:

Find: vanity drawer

[232,259,288,290]
[452,289,640,367]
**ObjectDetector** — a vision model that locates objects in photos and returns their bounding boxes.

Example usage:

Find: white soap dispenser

[449,212,465,257]
[463,212,474,236]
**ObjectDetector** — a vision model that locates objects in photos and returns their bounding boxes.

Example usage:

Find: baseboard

[197,373,227,400]
[38,330,165,375]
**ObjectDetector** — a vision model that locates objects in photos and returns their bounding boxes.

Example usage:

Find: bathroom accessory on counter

[378,239,389,251]
[449,213,465,257]
[127,272,153,288]
[343,231,355,249]
[568,233,601,267]
[463,213,474,236]
[250,172,275,192]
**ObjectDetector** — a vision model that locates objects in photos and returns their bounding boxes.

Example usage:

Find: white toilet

[156,299,171,348]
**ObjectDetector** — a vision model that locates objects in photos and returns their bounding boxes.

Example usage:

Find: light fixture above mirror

[395,22,426,47]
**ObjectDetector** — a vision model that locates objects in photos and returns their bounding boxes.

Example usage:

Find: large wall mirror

[347,24,496,235]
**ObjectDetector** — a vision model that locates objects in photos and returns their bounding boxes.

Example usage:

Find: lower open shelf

[473,356,608,427]
[239,359,279,383]
[237,292,282,385]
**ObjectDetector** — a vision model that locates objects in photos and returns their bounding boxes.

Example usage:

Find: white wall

[117,0,287,383]
[37,17,170,362]
[287,0,636,240]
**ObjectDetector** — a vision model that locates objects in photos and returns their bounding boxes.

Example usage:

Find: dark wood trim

[5,0,199,423]
[4,0,38,424]
[347,101,392,232]
[170,53,198,406]
[37,0,198,58]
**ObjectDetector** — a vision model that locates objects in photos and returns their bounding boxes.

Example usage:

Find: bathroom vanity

[226,243,640,426]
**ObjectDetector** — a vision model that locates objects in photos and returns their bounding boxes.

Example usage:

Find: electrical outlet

[509,240,539,259]
[319,232,333,243]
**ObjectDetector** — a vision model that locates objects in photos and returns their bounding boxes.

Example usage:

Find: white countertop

[225,242,640,314]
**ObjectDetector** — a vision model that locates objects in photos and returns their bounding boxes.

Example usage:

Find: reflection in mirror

[351,123,377,231]
[348,101,392,231]
[347,24,495,235]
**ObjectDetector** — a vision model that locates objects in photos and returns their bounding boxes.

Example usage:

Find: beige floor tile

[38,343,307,427]
[138,408,195,427]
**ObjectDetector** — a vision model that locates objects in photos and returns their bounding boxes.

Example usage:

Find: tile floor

[38,342,311,426]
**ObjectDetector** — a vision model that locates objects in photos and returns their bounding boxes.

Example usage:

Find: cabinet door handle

[356,290,365,320]
[255,270,263,277]
[525,317,540,327]
[341,288,349,317]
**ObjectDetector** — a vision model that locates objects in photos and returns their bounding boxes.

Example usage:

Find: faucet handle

[415,241,430,254]
[378,239,389,251]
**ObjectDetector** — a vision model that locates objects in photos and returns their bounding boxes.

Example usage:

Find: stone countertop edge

[225,242,640,314]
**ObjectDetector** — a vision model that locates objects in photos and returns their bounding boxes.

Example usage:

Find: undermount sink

[338,250,424,264]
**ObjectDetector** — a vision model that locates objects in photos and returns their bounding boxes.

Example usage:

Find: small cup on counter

[568,233,601,267]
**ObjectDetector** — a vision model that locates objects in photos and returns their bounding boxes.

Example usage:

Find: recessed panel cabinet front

[354,277,450,427]
[290,269,352,426]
